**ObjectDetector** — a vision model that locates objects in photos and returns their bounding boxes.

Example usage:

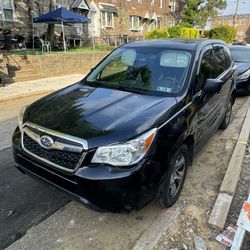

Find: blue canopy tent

[33,7,91,52]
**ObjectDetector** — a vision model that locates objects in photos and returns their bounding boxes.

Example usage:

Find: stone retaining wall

[0,52,109,84]
[31,52,108,78]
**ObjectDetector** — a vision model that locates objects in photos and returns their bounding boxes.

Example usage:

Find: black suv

[13,39,236,212]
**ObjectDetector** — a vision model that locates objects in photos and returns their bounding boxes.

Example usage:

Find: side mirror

[203,79,222,93]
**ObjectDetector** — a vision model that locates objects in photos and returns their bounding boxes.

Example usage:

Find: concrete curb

[208,107,250,229]
[0,90,52,104]
[132,207,180,250]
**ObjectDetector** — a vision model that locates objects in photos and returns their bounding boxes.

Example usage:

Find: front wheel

[160,145,188,207]
[219,97,233,130]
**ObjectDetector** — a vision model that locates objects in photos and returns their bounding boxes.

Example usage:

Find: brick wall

[91,0,172,38]
[0,0,182,46]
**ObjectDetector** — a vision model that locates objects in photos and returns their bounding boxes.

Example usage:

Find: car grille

[23,133,81,170]
[21,123,88,173]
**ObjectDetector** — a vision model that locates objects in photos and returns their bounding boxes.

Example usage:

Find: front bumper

[236,77,250,91]
[13,127,161,212]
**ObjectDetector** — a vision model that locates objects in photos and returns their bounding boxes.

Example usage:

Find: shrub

[206,26,237,43]
[145,29,169,39]
[168,25,183,38]
[145,26,200,40]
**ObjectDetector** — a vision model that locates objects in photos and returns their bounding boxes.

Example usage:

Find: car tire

[219,97,233,130]
[160,145,188,208]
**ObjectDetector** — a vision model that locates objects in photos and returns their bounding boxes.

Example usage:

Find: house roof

[100,3,118,13]
[71,0,89,10]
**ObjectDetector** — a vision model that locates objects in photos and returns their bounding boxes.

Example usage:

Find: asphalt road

[0,95,69,250]
[0,147,69,250]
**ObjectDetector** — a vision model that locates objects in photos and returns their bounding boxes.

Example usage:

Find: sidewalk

[0,74,84,103]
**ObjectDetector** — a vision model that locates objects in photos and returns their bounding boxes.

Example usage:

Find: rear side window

[223,46,232,68]
[213,46,228,75]
[195,49,217,93]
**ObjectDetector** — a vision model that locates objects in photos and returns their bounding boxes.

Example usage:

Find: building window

[160,0,163,8]
[101,11,114,28]
[240,19,245,25]
[130,16,141,31]
[0,0,14,21]
[156,17,162,28]
[151,17,162,29]
[168,19,175,27]
[169,1,176,12]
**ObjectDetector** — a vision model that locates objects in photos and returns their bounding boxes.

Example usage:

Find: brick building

[88,0,181,42]
[212,14,250,42]
[0,0,182,47]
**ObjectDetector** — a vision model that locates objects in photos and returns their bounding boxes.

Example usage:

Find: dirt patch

[155,96,249,250]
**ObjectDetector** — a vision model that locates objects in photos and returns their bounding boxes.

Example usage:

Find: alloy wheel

[169,154,186,198]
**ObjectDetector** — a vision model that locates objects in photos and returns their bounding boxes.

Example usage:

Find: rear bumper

[13,127,161,212]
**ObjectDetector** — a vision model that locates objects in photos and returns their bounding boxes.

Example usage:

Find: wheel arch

[182,135,194,166]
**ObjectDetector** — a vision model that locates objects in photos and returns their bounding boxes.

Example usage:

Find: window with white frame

[0,0,14,21]
[169,1,176,12]
[168,19,175,27]
[160,0,163,8]
[156,17,162,29]
[101,11,114,28]
[151,17,162,29]
[130,16,141,31]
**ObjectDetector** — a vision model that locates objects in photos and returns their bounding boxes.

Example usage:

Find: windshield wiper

[84,80,110,88]
[84,80,147,95]
[115,85,148,95]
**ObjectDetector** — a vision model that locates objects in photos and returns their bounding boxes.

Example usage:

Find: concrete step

[14,74,42,82]
[14,69,40,76]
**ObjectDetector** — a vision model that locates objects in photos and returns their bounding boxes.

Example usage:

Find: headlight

[91,128,157,166]
[238,69,250,80]
[18,106,28,130]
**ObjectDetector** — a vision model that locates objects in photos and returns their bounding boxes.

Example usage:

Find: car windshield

[85,47,192,96]
[230,48,250,62]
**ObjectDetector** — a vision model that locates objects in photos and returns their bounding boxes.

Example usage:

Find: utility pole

[233,0,240,27]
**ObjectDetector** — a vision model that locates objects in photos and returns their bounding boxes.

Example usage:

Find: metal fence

[81,35,145,47]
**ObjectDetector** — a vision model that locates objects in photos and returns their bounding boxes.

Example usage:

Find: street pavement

[0,74,83,103]
[0,148,69,250]
[1,75,249,250]
[0,89,175,250]
[0,94,71,250]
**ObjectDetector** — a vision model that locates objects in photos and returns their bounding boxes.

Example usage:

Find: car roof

[230,45,250,50]
[122,38,227,51]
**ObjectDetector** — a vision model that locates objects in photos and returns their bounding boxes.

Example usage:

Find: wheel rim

[169,154,186,198]
[225,101,232,125]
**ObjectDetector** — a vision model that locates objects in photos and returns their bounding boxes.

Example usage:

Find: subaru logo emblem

[40,135,54,148]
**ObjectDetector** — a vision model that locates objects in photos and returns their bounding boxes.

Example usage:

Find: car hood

[234,62,250,76]
[24,83,177,149]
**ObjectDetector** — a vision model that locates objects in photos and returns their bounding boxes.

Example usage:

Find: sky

[220,0,250,16]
